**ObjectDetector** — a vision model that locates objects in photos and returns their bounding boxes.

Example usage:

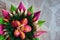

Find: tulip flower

[1,2,45,40]
[13,18,32,39]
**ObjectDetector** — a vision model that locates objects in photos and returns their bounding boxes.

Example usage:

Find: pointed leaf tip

[27,6,34,14]
[10,4,17,12]
[18,2,26,11]
[0,35,6,40]
[0,17,4,24]
[33,38,40,40]
[38,20,45,26]
[27,12,31,16]
[33,11,41,22]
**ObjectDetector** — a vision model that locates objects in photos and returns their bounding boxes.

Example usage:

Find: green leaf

[0,35,6,40]
[0,17,4,24]
[38,20,45,26]
[33,38,40,40]
[0,17,9,25]
[4,22,9,25]
[27,6,34,14]
[10,4,17,12]
[27,6,34,18]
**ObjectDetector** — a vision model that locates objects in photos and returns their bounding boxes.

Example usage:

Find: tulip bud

[18,2,26,12]
[33,11,41,22]
[11,20,18,27]
[2,9,10,19]
[21,9,24,14]
[33,31,47,38]
[27,12,31,16]
[9,13,13,17]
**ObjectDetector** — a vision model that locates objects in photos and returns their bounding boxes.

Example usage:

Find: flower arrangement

[0,2,46,40]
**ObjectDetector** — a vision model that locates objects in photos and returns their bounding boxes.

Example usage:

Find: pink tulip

[18,2,26,12]
[33,31,47,38]
[0,24,4,35]
[33,11,41,22]
[1,9,10,19]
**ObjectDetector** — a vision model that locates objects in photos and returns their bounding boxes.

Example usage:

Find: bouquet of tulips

[0,2,46,40]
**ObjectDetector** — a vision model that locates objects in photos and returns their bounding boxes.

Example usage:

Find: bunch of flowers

[0,2,46,40]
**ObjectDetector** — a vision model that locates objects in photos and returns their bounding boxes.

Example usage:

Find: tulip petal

[0,30,4,35]
[23,25,32,32]
[0,25,4,35]
[1,9,10,19]
[19,31,25,39]
[18,2,26,11]
[33,11,41,22]
[33,31,46,38]
[38,20,45,26]
[16,21,21,27]
[21,18,28,25]
[14,29,20,37]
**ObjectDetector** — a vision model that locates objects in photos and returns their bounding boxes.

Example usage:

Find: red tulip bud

[33,11,41,22]
[18,2,26,12]
[2,9,10,19]
[11,20,18,27]
[27,12,31,16]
